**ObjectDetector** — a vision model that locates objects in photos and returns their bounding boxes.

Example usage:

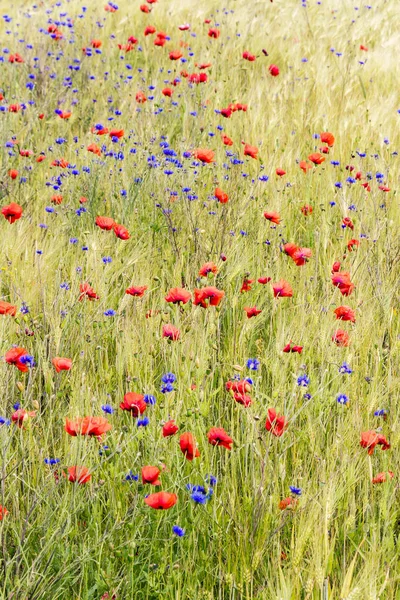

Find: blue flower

[101,404,114,414]
[0,417,11,426]
[104,309,116,317]
[44,458,60,465]
[144,394,156,405]
[246,358,260,371]
[205,474,217,487]
[125,471,139,481]
[19,355,35,367]
[172,525,185,537]
[191,490,208,504]
[137,417,149,427]
[339,362,353,374]
[374,408,387,417]
[297,374,310,387]
[336,393,349,405]
[289,486,302,496]
[161,372,176,384]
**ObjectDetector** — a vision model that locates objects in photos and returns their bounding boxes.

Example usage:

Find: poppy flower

[142,466,161,486]
[91,39,102,48]
[109,129,124,139]
[144,25,156,36]
[378,185,390,192]
[91,125,109,135]
[220,107,232,118]
[19,149,33,157]
[243,51,256,61]
[162,420,179,437]
[243,143,258,159]
[51,195,63,205]
[334,306,356,323]
[0,506,8,521]
[140,4,150,12]
[11,409,36,427]
[126,286,147,297]
[332,329,350,347]
[226,380,252,394]
[283,342,303,354]
[331,261,341,273]
[342,217,354,230]
[265,408,287,437]
[331,272,354,296]
[360,44,368,51]
[222,134,233,146]
[258,277,271,284]
[372,471,394,484]
[67,466,91,484]
[87,143,102,156]
[0,301,17,316]
[361,182,371,192]
[162,324,180,341]
[52,357,72,373]
[308,153,325,165]
[114,224,130,240]
[95,216,115,231]
[5,347,30,372]
[272,280,293,298]
[268,64,280,76]
[276,168,286,177]
[162,87,173,97]
[8,53,24,63]
[65,417,112,437]
[320,146,330,154]
[347,239,360,252]
[283,243,312,266]
[144,492,177,509]
[207,427,233,450]
[240,278,254,293]
[2,203,23,224]
[193,148,215,163]
[320,132,335,147]
[300,205,313,216]
[179,23,191,31]
[120,392,147,417]
[214,187,229,203]
[299,161,313,173]
[244,306,262,318]
[233,393,252,407]
[58,111,71,119]
[135,91,147,103]
[264,211,281,225]
[199,262,218,277]
[8,169,19,180]
[360,431,390,455]
[193,287,225,308]
[279,497,297,510]
[179,432,200,460]
[165,287,191,304]
[79,283,99,301]
[208,28,220,39]
[169,50,183,60]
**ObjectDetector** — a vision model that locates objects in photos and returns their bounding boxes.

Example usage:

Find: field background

[0,0,399,598]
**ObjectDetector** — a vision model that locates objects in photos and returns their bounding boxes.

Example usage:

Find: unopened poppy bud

[32,400,39,410]
[16,382,24,392]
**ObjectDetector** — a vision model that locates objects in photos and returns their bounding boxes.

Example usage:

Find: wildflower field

[0,0,399,598]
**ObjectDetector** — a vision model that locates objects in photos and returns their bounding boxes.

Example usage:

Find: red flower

[114,224,130,240]
[144,25,156,36]
[67,466,91,484]
[226,380,252,394]
[299,161,312,173]
[342,217,354,230]
[5,347,29,372]
[265,408,287,437]
[95,216,115,231]
[91,39,102,48]
[199,262,218,277]
[141,466,161,486]
[332,272,354,296]
[11,409,36,427]
[331,261,341,273]
[109,129,124,139]
[276,168,286,177]
[320,132,335,147]
[0,506,8,521]
[162,87,173,97]
[243,143,258,159]
[179,432,200,460]
[283,243,312,266]
[282,342,303,354]
[193,286,225,308]
[162,324,181,341]
[264,211,281,225]
[334,306,356,323]
[222,135,233,146]
[242,50,256,61]
[169,50,183,60]
[65,417,112,437]
[193,148,215,163]
[208,28,220,39]
[269,64,279,76]
[214,187,229,203]
[120,392,147,417]
[126,286,147,297]
[2,203,23,224]
[51,194,63,205]
[0,301,17,316]
[233,393,252,407]
[332,329,350,347]
[360,431,390,455]
[144,492,177,509]
[165,287,191,304]
[244,306,262,318]
[279,497,297,510]
[308,153,325,165]
[207,427,233,450]
[372,471,394,484]
[162,420,179,437]
[258,277,271,284]
[79,283,99,301]
[8,169,19,180]
[87,143,102,156]
[220,107,232,118]
[135,91,147,104]
[347,238,360,252]
[52,357,72,372]
[300,205,313,216]
[272,279,293,298]
[8,53,24,63]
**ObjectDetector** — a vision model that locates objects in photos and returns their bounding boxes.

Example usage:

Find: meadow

[0,0,399,598]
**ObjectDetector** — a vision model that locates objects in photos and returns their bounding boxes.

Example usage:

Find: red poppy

[347,239,360,252]
[91,125,109,135]
[332,329,350,347]
[272,280,293,298]
[233,392,252,407]
[207,427,233,450]
[11,409,36,427]
[331,261,341,273]
[114,224,130,240]
[242,51,256,61]
[199,262,218,277]
[226,379,252,394]
[300,205,313,216]
[162,420,179,437]
[67,466,91,484]
[308,153,325,165]
[144,492,177,509]
[320,132,335,146]
[220,107,232,118]
[36,153,46,161]
[8,53,24,63]
[283,243,312,266]
[51,195,63,205]
[372,471,394,484]
[58,111,71,120]
[299,161,313,173]
[282,342,303,354]
[222,134,233,146]
[79,283,99,301]
[5,347,29,372]
[342,217,354,230]
[91,39,102,48]
[244,306,262,318]
[214,187,229,203]
[258,277,271,284]
[162,324,181,341]
[193,148,215,163]
[360,431,390,455]
[87,143,102,156]
[276,168,286,177]
[141,466,161,485]
[378,185,390,192]
[2,203,23,224]
[120,392,147,417]
[360,44,368,51]
[52,357,72,373]
[240,278,254,293]
[169,50,183,60]
[140,4,150,12]
[95,216,115,231]
[109,129,124,139]
[144,25,156,36]
[268,64,279,76]
[162,87,173,97]
[65,417,112,437]
[320,146,330,154]
[0,301,17,316]
[208,28,220,39]
[331,272,354,296]
[135,91,147,103]
[279,497,297,510]
[19,149,33,157]
[165,287,191,304]
[243,143,258,159]
[126,286,147,297]
[334,306,356,323]
[179,432,200,460]
[0,506,8,521]
[264,211,281,225]
[179,23,190,31]
[193,286,225,308]
[265,408,287,437]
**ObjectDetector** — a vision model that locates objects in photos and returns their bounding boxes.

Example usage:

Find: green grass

[0,0,399,598]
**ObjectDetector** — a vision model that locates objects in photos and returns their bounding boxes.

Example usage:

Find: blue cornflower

[374,409,387,417]
[101,404,114,414]
[205,474,217,487]
[102,256,112,264]
[104,309,116,317]
[19,354,35,367]
[125,471,139,481]
[60,282,70,290]
[0,417,11,426]
[339,362,353,374]
[246,358,260,371]
[161,373,176,384]
[13,403,21,410]
[191,490,208,504]
[144,394,156,405]
[137,416,150,427]
[336,393,349,405]
[172,525,185,537]
[44,458,60,465]
[289,486,302,496]
[297,374,310,387]
[20,303,30,314]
